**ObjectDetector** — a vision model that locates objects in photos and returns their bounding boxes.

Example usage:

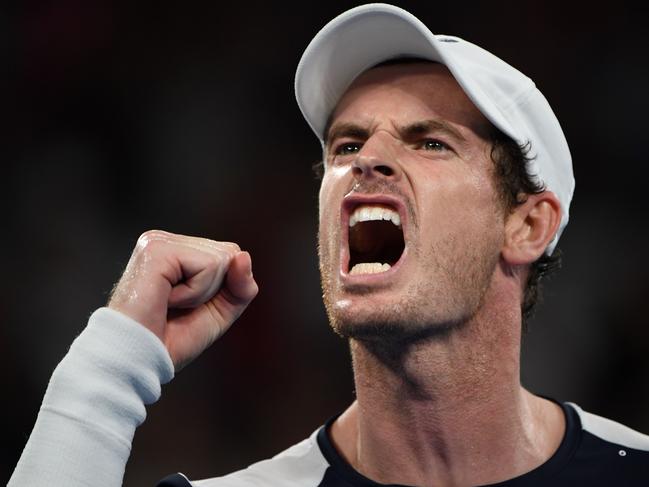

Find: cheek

[318,179,333,226]
[318,167,349,222]
[416,170,504,243]
[317,176,340,254]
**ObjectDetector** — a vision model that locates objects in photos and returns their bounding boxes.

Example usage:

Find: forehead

[327,62,492,141]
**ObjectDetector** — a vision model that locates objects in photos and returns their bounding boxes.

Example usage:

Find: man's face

[318,62,507,341]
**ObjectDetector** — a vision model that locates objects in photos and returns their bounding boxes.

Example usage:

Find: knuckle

[206,240,240,256]
[221,241,241,253]
[137,230,169,250]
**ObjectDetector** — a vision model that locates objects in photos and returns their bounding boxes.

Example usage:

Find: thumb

[225,251,259,305]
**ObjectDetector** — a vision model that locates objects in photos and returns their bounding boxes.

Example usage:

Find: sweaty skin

[109,230,258,370]
[319,63,564,486]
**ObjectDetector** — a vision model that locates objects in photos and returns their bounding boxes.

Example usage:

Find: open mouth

[347,204,405,275]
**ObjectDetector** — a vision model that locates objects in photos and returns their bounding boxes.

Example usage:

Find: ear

[501,191,562,265]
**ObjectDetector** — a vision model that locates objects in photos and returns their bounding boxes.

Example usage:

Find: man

[9,4,649,486]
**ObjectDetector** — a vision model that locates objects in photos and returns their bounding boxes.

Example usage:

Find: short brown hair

[489,129,561,329]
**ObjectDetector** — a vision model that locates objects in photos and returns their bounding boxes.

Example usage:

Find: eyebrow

[398,119,467,143]
[325,122,370,146]
[325,119,467,147]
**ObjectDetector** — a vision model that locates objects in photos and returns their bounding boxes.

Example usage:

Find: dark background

[4,1,649,485]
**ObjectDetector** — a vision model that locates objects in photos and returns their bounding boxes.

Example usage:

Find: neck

[330,281,565,487]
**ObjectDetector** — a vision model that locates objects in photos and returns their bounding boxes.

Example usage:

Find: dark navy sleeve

[156,473,193,487]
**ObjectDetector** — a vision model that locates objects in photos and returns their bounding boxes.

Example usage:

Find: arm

[9,230,258,486]
[9,308,174,487]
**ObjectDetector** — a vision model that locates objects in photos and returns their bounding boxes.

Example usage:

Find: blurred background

[3,0,649,484]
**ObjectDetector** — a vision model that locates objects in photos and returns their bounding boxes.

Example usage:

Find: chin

[325,297,460,345]
[319,232,502,345]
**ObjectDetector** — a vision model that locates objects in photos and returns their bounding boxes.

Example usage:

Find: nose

[351,133,402,182]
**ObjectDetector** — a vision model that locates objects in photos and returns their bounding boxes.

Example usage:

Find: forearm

[9,307,174,487]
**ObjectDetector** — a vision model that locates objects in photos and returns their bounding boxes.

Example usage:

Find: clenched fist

[108,230,258,370]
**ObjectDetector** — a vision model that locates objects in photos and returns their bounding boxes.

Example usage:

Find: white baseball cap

[294,3,574,254]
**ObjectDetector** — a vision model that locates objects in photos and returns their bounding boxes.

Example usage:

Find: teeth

[349,262,392,275]
[349,205,401,228]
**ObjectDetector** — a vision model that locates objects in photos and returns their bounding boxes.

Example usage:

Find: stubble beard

[318,229,501,347]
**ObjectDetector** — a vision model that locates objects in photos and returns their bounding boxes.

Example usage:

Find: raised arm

[9,230,258,487]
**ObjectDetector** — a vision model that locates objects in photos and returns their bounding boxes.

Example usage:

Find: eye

[335,142,363,155]
[421,139,449,151]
